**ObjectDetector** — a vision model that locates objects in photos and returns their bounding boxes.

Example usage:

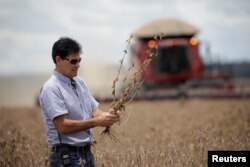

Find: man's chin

[72,72,78,77]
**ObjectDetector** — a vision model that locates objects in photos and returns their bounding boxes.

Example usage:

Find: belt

[51,144,91,153]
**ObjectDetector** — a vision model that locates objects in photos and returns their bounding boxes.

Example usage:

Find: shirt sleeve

[40,85,68,120]
[90,95,99,111]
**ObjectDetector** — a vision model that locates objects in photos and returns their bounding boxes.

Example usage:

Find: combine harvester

[127,18,246,100]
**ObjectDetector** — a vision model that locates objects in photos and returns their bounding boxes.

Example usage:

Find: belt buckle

[76,146,82,153]
[84,145,90,152]
[79,146,86,152]
[81,146,84,152]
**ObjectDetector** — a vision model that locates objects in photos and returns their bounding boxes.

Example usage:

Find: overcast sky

[0,0,250,76]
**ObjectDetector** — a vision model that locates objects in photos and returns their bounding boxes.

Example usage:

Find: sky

[0,0,250,76]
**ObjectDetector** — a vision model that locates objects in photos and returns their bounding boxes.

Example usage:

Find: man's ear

[55,56,61,64]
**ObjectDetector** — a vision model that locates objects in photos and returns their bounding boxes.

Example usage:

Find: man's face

[56,53,81,78]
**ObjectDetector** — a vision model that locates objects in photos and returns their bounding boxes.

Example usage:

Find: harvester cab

[132,19,203,88]
[130,18,233,96]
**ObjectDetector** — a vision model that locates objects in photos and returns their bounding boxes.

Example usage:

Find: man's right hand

[95,112,120,127]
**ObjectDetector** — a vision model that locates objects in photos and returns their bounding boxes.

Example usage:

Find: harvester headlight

[147,40,157,48]
[190,37,198,46]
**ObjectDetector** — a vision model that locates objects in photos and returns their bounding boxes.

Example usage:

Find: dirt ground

[0,99,249,167]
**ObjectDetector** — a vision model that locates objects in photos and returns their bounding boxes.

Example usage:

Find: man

[39,37,120,167]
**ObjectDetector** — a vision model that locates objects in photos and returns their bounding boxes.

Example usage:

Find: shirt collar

[53,70,75,86]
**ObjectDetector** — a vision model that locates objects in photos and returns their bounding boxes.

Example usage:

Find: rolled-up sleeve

[40,86,68,120]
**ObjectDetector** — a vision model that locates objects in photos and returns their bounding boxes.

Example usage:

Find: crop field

[0,99,249,167]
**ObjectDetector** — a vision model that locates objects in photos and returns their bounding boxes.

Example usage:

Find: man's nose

[75,62,80,68]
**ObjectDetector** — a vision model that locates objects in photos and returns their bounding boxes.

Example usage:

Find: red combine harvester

[130,18,233,98]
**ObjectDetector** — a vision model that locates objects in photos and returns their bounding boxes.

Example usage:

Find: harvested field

[0,99,249,167]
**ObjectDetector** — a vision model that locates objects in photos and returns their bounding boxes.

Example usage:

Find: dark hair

[52,37,82,64]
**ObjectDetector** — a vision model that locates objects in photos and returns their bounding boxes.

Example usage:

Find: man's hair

[52,37,82,64]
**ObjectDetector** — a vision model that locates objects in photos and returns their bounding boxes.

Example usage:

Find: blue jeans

[50,150,96,167]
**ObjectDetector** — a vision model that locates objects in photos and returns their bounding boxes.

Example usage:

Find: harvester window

[156,46,189,74]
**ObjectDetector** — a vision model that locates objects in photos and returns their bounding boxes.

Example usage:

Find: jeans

[50,150,96,167]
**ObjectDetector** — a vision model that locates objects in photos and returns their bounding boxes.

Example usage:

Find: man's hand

[95,111,120,127]
[109,109,122,125]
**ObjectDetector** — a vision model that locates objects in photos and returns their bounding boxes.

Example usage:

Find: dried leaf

[103,33,161,136]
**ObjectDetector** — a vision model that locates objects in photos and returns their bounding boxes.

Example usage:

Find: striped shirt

[39,70,99,147]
